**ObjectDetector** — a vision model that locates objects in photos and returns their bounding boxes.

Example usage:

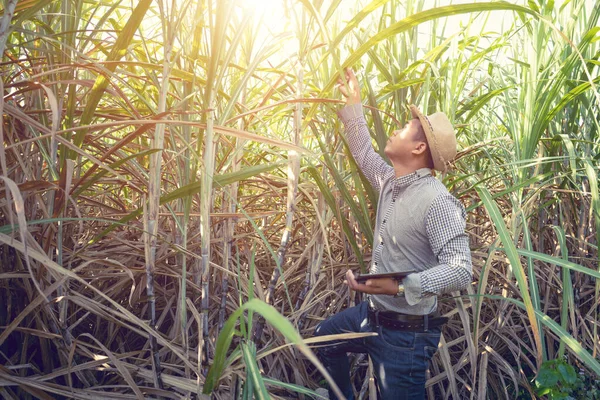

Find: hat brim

[409,104,445,172]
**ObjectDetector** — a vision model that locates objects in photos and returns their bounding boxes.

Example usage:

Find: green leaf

[477,186,543,365]
[11,0,55,26]
[314,133,374,246]
[552,225,575,360]
[203,299,343,399]
[536,364,559,388]
[241,341,269,400]
[307,164,366,272]
[485,294,600,376]
[329,0,391,48]
[558,363,577,386]
[0,217,128,235]
[346,3,536,68]
[508,248,600,280]
[262,377,328,398]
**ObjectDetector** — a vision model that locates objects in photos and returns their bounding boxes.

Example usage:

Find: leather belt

[367,307,448,332]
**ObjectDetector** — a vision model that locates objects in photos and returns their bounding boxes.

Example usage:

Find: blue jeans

[313,302,441,400]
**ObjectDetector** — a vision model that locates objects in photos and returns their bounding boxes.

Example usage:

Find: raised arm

[337,68,393,192]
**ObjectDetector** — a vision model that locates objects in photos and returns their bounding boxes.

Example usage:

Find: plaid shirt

[338,104,472,314]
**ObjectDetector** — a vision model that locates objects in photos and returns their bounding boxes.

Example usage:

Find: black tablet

[354,270,415,283]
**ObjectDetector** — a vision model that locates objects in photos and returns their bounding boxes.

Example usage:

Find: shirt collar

[393,168,432,187]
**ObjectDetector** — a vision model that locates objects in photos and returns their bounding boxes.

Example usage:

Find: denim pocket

[409,334,441,384]
[416,331,441,347]
[376,326,415,351]
[424,345,438,361]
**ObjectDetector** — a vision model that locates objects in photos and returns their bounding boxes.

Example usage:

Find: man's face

[384,119,423,161]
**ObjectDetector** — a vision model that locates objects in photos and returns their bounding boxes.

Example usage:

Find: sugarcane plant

[0,0,599,399]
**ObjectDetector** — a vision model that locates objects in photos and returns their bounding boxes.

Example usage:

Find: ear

[412,141,428,155]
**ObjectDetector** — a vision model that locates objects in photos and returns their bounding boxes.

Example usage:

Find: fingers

[338,85,349,98]
[344,270,391,294]
[340,68,356,85]
[337,67,359,103]
[345,269,356,286]
[344,269,363,291]
[365,279,383,293]
[345,67,356,81]
[363,278,396,295]
[338,67,355,84]
[336,78,348,97]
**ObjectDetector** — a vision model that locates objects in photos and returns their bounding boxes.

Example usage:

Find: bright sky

[223,0,595,78]
[420,0,511,36]
[240,0,516,62]
[242,0,594,45]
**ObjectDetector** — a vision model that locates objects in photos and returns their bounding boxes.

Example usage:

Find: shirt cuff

[403,273,423,306]
[337,103,364,124]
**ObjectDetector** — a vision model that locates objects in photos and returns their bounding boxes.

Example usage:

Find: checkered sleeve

[338,103,393,192]
[403,194,472,305]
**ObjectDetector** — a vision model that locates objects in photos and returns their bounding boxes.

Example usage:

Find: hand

[344,269,398,295]
[337,67,361,106]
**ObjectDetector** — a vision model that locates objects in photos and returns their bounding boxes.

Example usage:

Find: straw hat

[409,104,457,172]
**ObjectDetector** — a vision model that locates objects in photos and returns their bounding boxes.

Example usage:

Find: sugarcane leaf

[485,294,600,375]
[204,299,344,399]
[477,186,543,366]
[341,3,537,87]
[73,149,161,197]
[330,0,392,48]
[74,0,153,148]
[240,341,269,400]
[307,164,366,271]
[262,377,328,398]
[91,162,284,242]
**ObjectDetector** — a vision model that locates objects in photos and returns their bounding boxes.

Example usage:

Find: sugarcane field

[0,0,599,399]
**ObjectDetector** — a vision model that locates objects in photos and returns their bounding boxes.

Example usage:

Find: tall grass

[0,0,598,398]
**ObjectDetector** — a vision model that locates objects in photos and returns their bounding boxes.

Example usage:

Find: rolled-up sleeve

[403,194,472,305]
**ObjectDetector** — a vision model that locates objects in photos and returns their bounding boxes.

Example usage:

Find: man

[314,68,472,400]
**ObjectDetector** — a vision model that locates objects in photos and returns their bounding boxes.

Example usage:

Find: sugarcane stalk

[218,90,245,331]
[296,193,325,331]
[145,191,164,391]
[0,0,18,229]
[200,92,216,368]
[199,0,234,368]
[179,2,204,374]
[56,0,72,331]
[218,202,233,331]
[143,0,179,388]
[253,64,303,342]
[0,0,18,56]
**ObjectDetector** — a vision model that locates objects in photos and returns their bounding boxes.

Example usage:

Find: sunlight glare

[238,0,298,62]
[241,0,290,35]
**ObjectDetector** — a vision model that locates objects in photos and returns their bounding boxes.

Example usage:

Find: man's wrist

[394,283,405,297]
[338,103,364,122]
